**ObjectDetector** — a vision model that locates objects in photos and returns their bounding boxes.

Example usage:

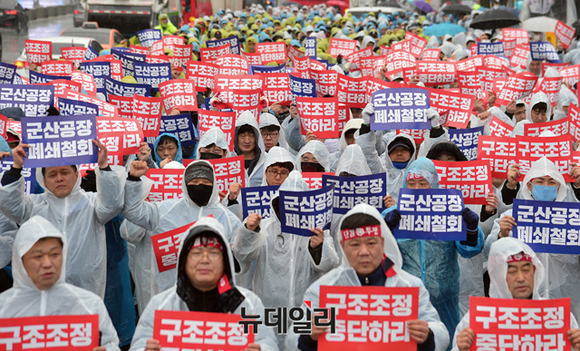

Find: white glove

[426,107,441,128]
[362,102,374,125]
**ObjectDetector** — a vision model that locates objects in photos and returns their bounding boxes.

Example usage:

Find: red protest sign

[478,66,509,92]
[7,120,20,135]
[302,172,335,189]
[365,76,397,100]
[421,48,440,61]
[287,44,306,61]
[510,45,530,69]
[433,160,492,205]
[132,95,163,138]
[292,55,311,79]
[337,75,367,108]
[296,96,339,139]
[215,54,249,75]
[555,20,575,50]
[491,77,509,97]
[540,76,562,107]
[167,43,192,68]
[488,116,514,138]
[58,88,118,118]
[214,89,261,119]
[41,60,73,76]
[524,117,569,137]
[397,129,426,146]
[515,135,574,181]
[338,106,350,134]
[0,113,6,139]
[44,79,82,97]
[416,61,456,86]
[197,110,236,151]
[379,45,391,56]
[186,61,219,92]
[428,88,475,129]
[97,117,143,156]
[0,314,99,350]
[456,55,484,72]
[205,156,246,193]
[146,55,171,64]
[108,94,133,119]
[495,71,538,107]
[477,135,517,178]
[130,44,150,55]
[385,51,416,77]
[60,47,86,69]
[469,296,571,351]
[159,79,198,111]
[328,38,357,58]
[405,32,427,58]
[147,168,184,203]
[318,286,419,351]
[502,28,529,45]
[559,65,580,88]
[457,70,480,96]
[260,73,292,105]
[542,62,569,76]
[569,104,580,141]
[345,47,373,70]
[25,39,52,64]
[71,71,97,96]
[502,39,516,57]
[242,50,263,65]
[310,70,338,97]
[200,44,231,62]
[256,41,286,64]
[153,310,254,350]
[152,220,195,272]
[213,75,262,93]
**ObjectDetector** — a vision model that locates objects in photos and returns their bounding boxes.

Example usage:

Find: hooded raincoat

[234,171,339,348]
[0,165,124,298]
[235,111,267,187]
[526,92,552,123]
[195,127,233,159]
[0,216,120,350]
[259,112,291,152]
[295,140,330,172]
[383,157,484,342]
[121,160,242,297]
[153,133,184,167]
[129,216,279,351]
[284,204,450,351]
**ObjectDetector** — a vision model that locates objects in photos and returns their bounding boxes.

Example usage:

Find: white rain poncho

[235,111,267,187]
[295,140,331,172]
[284,204,450,351]
[451,238,578,350]
[122,160,242,296]
[195,127,233,158]
[486,157,580,320]
[129,217,279,351]
[525,92,552,123]
[233,171,339,348]
[334,144,372,177]
[259,112,291,151]
[0,165,124,298]
[0,216,120,350]
[119,220,151,315]
[259,146,296,186]
[554,85,578,120]
[0,215,17,269]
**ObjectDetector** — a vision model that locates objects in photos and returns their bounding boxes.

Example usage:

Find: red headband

[341,225,381,241]
[506,252,532,264]
[191,235,223,251]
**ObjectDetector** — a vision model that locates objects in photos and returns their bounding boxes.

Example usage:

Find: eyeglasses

[188,248,223,261]
[267,168,290,178]
[262,131,279,139]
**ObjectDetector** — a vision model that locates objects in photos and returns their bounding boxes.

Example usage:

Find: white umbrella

[521,16,559,33]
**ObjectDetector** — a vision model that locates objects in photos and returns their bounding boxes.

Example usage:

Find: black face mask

[277,111,290,120]
[339,171,357,177]
[301,162,325,173]
[200,152,222,160]
[187,184,213,207]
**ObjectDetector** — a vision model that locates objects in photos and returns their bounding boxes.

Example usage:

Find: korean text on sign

[322,173,387,214]
[146,168,184,203]
[318,286,419,351]
[241,185,279,219]
[152,221,197,272]
[469,296,571,351]
[448,126,484,161]
[395,188,466,241]
[372,88,430,130]
[204,156,245,193]
[279,185,334,236]
[296,96,339,139]
[432,160,492,205]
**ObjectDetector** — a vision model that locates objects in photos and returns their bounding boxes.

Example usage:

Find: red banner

[328,38,357,58]
[96,117,143,156]
[457,70,480,96]
[130,45,150,55]
[416,61,456,86]
[197,110,236,151]
[158,79,198,111]
[477,136,517,178]
[71,72,97,97]
[319,286,419,351]
[428,88,474,129]
[302,172,335,189]
[524,117,569,137]
[385,51,416,77]
[7,120,20,135]
[310,70,338,97]
[215,55,249,76]
[132,95,163,138]
[515,135,574,181]
[502,39,516,58]
[200,44,231,63]
[345,47,373,70]
[379,45,391,56]
[391,32,426,58]
[214,89,261,119]
[559,65,580,88]
[569,104,580,141]
[260,73,292,105]
[287,45,306,61]
[243,51,263,65]
[25,39,52,64]
[292,56,311,79]
[41,60,73,76]
[510,45,530,69]
[337,75,367,108]
[456,55,484,72]
[488,116,514,138]
[108,94,133,119]
[338,106,350,134]
[185,61,219,92]
[255,42,286,64]
[421,49,440,61]
[495,71,538,107]
[433,160,492,205]
[44,79,81,97]
[60,47,86,69]
[542,62,569,76]
[152,220,196,272]
[296,96,339,139]
[469,296,570,351]
[502,28,529,45]
[478,66,509,92]
[146,168,184,203]
[540,76,562,107]
[0,113,6,139]
[146,55,171,64]
[0,314,99,350]
[184,156,245,193]
[555,20,575,50]
[167,43,192,68]
[57,89,118,118]
[213,75,262,93]
[153,310,254,350]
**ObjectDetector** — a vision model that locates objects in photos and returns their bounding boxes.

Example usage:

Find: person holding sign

[383,157,484,343]
[154,14,178,36]
[151,134,184,168]
[453,238,580,351]
[0,216,120,351]
[0,140,123,299]
[487,157,580,323]
[234,171,339,349]
[259,113,291,153]
[284,204,449,351]
[196,128,231,160]
[130,216,278,351]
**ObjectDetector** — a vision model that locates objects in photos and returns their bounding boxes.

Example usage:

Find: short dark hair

[157,135,178,149]
[267,161,294,172]
[260,125,280,133]
[532,102,547,113]
[36,236,64,248]
[41,165,77,176]
[341,214,380,230]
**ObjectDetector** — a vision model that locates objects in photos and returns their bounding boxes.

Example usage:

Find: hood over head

[335,144,371,176]
[403,157,439,189]
[525,92,552,122]
[196,127,232,158]
[385,133,417,169]
[296,140,331,172]
[261,146,296,185]
[181,160,221,206]
[234,110,265,155]
[259,112,290,150]
[520,156,567,201]
[153,133,184,167]
[426,141,468,162]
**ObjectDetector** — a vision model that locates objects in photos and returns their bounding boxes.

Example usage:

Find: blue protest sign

[0,156,36,194]
[0,62,16,84]
[137,29,162,48]
[29,71,71,84]
[530,41,561,63]
[112,49,146,77]
[21,114,98,167]
[513,199,580,254]
[134,61,172,89]
[84,46,98,61]
[0,84,54,117]
[394,188,466,240]
[241,185,280,219]
[449,126,484,161]
[289,74,316,103]
[249,63,287,74]
[305,37,317,59]
[79,61,113,94]
[206,36,240,55]
[159,113,197,146]
[322,173,387,214]
[57,97,99,116]
[477,42,505,56]
[279,185,334,236]
[372,88,430,130]
[13,74,24,85]
[104,76,151,98]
